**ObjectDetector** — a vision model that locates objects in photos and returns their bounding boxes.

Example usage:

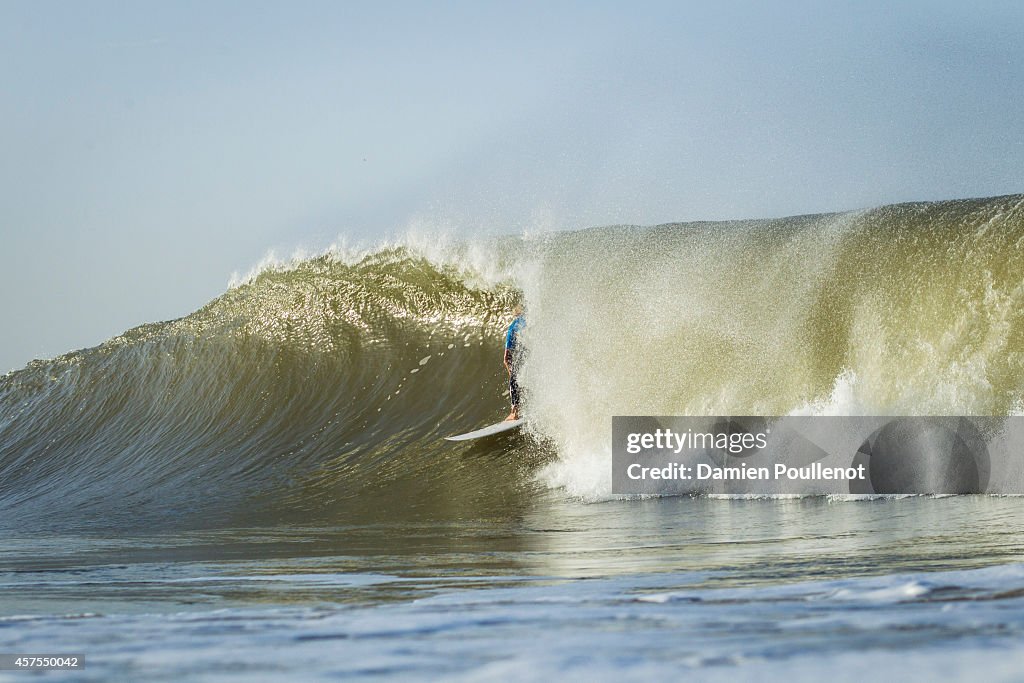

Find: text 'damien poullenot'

[612,416,1010,495]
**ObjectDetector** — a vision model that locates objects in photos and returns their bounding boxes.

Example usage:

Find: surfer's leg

[506,371,520,420]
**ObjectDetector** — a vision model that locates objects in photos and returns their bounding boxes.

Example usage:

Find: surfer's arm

[503,348,513,373]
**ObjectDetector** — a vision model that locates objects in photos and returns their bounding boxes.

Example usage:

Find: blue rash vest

[505,315,525,352]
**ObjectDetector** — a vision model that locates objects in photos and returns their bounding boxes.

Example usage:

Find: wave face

[2,195,1023,528]
[0,250,539,531]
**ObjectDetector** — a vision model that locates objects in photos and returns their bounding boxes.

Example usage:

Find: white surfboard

[445,419,524,441]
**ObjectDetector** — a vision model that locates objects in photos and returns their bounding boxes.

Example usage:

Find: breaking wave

[1,194,1022,528]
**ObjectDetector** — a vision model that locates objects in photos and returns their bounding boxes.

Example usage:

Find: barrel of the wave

[445,304,526,441]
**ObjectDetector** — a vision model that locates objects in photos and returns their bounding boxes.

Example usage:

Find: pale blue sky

[2,1,1022,371]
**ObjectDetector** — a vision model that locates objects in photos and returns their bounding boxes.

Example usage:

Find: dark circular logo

[849,418,989,494]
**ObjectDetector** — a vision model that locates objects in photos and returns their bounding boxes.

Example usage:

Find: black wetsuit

[505,315,525,408]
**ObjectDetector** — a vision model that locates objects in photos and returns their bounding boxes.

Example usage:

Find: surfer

[504,304,525,421]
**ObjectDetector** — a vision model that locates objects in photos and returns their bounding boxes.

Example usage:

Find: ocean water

[2,194,1024,679]
[3,496,1024,681]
